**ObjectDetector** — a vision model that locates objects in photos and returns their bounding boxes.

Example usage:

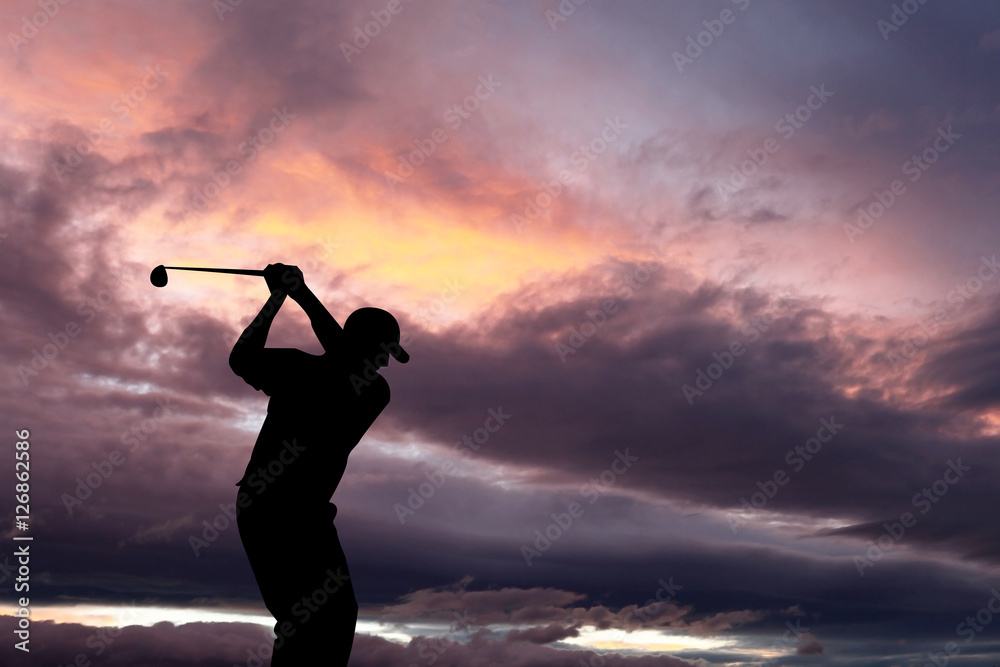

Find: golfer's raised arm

[290,283,343,353]
[230,292,284,368]
[229,265,288,372]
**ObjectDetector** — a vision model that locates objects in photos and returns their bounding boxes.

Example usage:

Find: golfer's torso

[237,357,389,506]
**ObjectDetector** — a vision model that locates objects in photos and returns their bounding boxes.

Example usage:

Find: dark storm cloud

[380,260,987,527]
[351,633,700,667]
[596,0,1000,239]
[0,618,282,667]
[0,617,705,667]
[4,2,1000,664]
[0,159,127,329]
[4,169,1000,666]
[797,635,824,655]
[7,219,1000,639]
[504,622,581,644]
[913,298,1000,410]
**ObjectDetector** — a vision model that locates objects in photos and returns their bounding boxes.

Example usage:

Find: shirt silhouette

[229,263,408,666]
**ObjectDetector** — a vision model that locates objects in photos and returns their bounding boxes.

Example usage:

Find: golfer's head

[343,308,409,367]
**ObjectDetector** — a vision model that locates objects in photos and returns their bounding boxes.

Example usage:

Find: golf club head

[150,265,168,287]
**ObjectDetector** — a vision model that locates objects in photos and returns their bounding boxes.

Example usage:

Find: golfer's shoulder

[234,346,309,365]
[264,348,315,374]
[231,347,313,393]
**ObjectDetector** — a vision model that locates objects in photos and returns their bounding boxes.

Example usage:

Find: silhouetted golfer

[229,263,408,666]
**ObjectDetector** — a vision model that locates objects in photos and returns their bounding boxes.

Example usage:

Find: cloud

[681,610,769,636]
[0,616,703,667]
[797,634,824,655]
[0,618,272,667]
[505,622,581,644]
[4,1,1000,664]
[978,29,1000,53]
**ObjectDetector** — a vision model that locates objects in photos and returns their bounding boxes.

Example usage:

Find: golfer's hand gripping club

[262,263,303,298]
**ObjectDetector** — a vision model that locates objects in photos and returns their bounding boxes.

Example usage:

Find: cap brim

[392,347,410,363]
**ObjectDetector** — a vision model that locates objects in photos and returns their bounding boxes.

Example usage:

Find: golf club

[150,264,264,287]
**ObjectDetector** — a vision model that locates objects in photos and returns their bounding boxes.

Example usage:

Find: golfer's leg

[273,522,358,666]
[323,523,359,667]
[236,500,300,663]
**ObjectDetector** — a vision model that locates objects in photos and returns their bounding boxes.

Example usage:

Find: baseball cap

[344,307,409,363]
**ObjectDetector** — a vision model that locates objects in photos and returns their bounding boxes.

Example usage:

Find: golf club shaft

[162,266,264,276]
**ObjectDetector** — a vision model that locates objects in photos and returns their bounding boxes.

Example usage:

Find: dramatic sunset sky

[2,0,1000,665]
